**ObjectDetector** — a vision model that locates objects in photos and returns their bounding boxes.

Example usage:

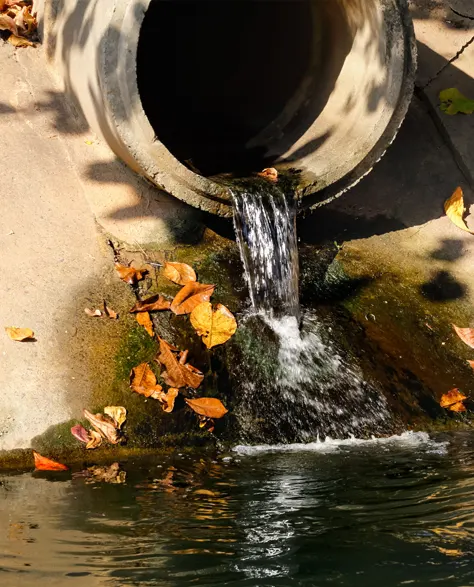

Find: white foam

[233,431,448,455]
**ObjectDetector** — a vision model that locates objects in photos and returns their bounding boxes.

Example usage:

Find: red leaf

[33,451,68,471]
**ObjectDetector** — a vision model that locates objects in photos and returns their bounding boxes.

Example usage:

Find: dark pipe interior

[137,0,320,176]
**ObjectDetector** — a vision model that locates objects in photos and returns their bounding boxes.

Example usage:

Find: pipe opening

[137,0,347,176]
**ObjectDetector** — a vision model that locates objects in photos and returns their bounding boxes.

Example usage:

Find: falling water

[229,176,398,444]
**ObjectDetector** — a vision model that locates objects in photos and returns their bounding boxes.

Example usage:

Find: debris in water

[156,337,203,389]
[33,451,68,471]
[170,282,215,315]
[130,294,171,313]
[4,327,34,341]
[453,324,474,349]
[190,302,237,348]
[439,88,474,115]
[163,261,197,285]
[185,397,228,419]
[258,168,278,182]
[83,463,126,484]
[440,388,467,412]
[115,263,147,285]
[136,311,154,336]
[444,187,473,233]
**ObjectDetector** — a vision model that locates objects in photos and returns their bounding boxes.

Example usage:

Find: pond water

[2,432,474,586]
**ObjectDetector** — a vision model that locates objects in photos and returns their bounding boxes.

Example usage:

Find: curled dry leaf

[83,409,121,444]
[158,387,179,413]
[257,167,278,182]
[157,338,203,389]
[439,88,474,115]
[33,451,68,471]
[0,14,18,35]
[190,302,237,348]
[71,424,90,444]
[8,34,34,47]
[170,282,215,315]
[86,430,103,450]
[163,261,197,285]
[103,301,118,319]
[444,187,473,234]
[453,324,474,349]
[85,308,102,317]
[5,327,34,341]
[115,263,147,285]
[104,406,127,429]
[185,397,228,419]
[130,294,171,313]
[136,311,154,336]
[440,388,467,412]
[87,463,126,484]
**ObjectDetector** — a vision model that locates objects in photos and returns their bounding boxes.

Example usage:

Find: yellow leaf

[8,34,34,47]
[5,327,35,341]
[444,187,473,233]
[85,430,102,450]
[190,302,237,348]
[136,311,154,336]
[163,262,197,285]
[103,406,127,428]
[185,397,228,419]
[170,282,215,315]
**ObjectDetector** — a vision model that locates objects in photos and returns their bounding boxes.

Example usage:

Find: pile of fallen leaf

[0,0,36,47]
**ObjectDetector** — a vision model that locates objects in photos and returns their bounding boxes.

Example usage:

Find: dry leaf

[14,5,36,36]
[83,409,120,444]
[170,282,215,315]
[85,308,102,317]
[104,406,127,428]
[85,429,102,450]
[163,262,197,285]
[467,360,474,370]
[71,424,90,444]
[190,302,237,348]
[8,34,34,47]
[129,294,171,313]
[185,397,228,419]
[453,325,474,349]
[86,463,126,484]
[33,451,68,471]
[156,337,203,388]
[440,388,467,412]
[158,387,179,412]
[444,187,473,233]
[136,311,154,336]
[0,14,18,35]
[5,327,34,341]
[115,263,147,285]
[103,301,118,319]
[130,362,157,392]
[257,167,278,182]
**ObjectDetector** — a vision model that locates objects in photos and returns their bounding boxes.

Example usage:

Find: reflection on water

[2,432,474,586]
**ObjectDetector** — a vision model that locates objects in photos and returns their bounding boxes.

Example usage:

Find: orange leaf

[170,282,215,315]
[33,451,68,471]
[115,263,147,285]
[103,301,118,319]
[185,397,228,419]
[444,187,473,233]
[163,262,197,285]
[150,387,179,412]
[156,338,203,389]
[440,388,467,412]
[257,167,278,182]
[130,363,157,394]
[136,311,154,336]
[453,325,474,349]
[130,294,171,313]
[5,327,34,341]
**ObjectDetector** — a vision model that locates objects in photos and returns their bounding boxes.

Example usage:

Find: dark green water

[2,432,474,586]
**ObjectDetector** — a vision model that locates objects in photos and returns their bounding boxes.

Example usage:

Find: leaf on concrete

[85,429,102,450]
[85,308,102,317]
[163,261,197,285]
[170,282,215,315]
[71,424,91,444]
[5,327,34,341]
[453,324,474,349]
[8,34,34,47]
[130,362,157,392]
[33,451,68,471]
[103,301,118,319]
[185,397,228,419]
[257,167,278,182]
[156,337,203,388]
[136,311,154,336]
[190,302,237,348]
[83,409,121,444]
[104,406,127,429]
[439,88,474,115]
[440,388,467,412]
[115,263,147,285]
[130,294,171,313]
[444,187,473,233]
[0,14,18,35]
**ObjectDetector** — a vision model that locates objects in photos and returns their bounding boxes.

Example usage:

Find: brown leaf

[14,5,36,36]
[87,463,126,483]
[444,187,473,233]
[33,451,68,471]
[8,34,34,47]
[136,311,154,336]
[83,409,120,444]
[130,362,157,393]
[5,327,34,341]
[453,325,474,349]
[170,282,215,315]
[104,406,127,428]
[129,294,171,313]
[163,261,197,285]
[257,167,278,182]
[84,308,102,317]
[115,263,147,285]
[190,302,237,348]
[103,301,118,319]
[71,424,90,443]
[156,337,203,389]
[85,430,103,449]
[159,387,179,412]
[440,388,467,412]
[185,397,228,419]
[0,14,18,35]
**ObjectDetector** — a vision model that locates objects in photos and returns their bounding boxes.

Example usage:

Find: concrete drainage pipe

[43,0,416,217]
